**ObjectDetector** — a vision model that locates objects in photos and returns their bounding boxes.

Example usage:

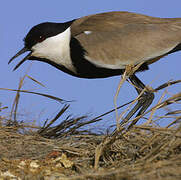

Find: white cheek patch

[31,27,75,71]
[84,31,92,35]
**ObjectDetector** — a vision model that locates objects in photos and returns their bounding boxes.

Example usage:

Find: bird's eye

[37,36,45,43]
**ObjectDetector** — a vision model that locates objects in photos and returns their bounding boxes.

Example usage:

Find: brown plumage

[71,11,181,70]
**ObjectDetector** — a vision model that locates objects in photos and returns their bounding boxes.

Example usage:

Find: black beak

[8,47,32,71]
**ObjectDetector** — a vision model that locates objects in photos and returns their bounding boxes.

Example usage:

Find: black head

[8,20,75,70]
[24,20,74,49]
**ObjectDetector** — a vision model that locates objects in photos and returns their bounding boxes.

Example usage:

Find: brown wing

[71,11,181,36]
[71,12,181,69]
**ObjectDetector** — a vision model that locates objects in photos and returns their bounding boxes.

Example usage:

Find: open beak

[8,47,32,71]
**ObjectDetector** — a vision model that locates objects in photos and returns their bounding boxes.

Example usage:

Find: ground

[0,79,181,179]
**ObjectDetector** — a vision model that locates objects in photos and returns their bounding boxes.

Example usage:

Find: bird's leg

[111,74,154,136]
[113,63,146,131]
[121,74,154,127]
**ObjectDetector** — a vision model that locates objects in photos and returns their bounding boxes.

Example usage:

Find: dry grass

[0,76,180,179]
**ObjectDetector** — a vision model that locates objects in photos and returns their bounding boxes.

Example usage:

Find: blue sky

[1,1,181,128]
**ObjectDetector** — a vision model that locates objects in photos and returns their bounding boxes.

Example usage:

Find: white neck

[31,27,75,71]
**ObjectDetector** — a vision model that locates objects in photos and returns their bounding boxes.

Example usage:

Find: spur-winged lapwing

[9,11,181,127]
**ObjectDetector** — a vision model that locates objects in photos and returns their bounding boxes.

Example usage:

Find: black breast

[69,37,149,78]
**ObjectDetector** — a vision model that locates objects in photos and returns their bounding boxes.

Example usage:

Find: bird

[8,11,181,128]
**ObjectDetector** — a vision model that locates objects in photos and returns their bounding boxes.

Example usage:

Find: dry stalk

[10,75,26,123]
[146,89,167,125]
[0,88,66,104]
[94,79,181,169]
[114,62,144,131]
